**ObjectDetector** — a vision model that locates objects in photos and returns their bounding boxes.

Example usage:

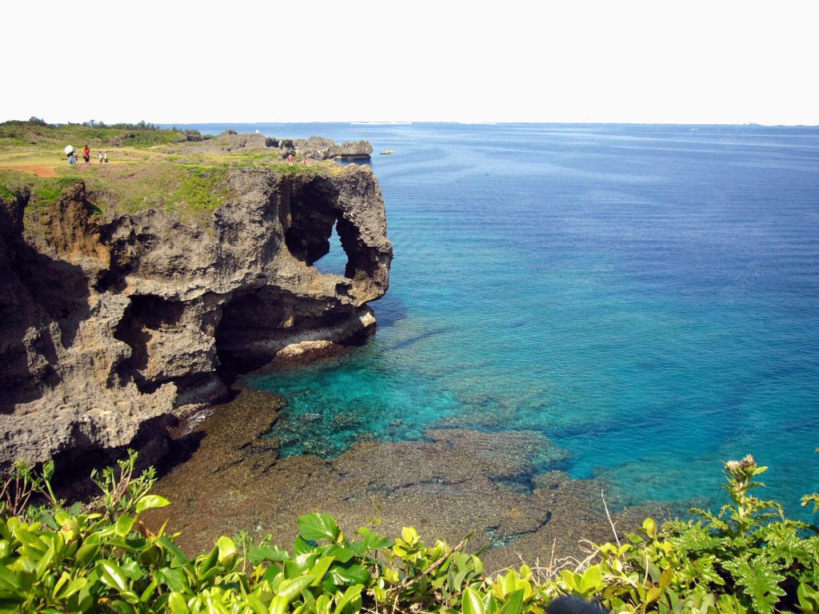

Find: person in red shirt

[82,145,90,163]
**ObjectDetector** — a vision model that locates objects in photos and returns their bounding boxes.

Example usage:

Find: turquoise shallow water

[181,123,819,516]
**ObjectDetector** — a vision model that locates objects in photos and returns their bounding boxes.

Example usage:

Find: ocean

[175,122,819,518]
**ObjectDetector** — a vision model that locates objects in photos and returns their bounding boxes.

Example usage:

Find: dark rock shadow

[370,294,408,328]
[49,413,185,501]
[18,243,92,348]
[112,294,186,392]
[0,241,91,413]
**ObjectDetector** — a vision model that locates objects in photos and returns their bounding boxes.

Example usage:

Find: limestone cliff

[0,165,392,474]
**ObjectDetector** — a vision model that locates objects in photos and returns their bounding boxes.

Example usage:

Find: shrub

[1,452,816,613]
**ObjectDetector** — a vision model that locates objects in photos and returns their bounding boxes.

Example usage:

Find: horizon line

[152,120,819,128]
[5,117,819,128]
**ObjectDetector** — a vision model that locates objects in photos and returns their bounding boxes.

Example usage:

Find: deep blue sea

[176,123,819,517]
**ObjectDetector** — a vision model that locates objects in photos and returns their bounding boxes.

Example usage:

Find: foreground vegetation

[1,452,817,613]
[0,119,331,220]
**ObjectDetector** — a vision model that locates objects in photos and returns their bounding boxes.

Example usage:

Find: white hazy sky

[3,0,818,125]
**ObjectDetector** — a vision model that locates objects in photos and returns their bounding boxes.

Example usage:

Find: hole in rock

[313,222,349,277]
[283,181,358,280]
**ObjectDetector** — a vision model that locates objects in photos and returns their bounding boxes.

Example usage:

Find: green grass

[0,120,200,150]
[30,177,81,208]
[0,171,27,201]
[173,165,231,213]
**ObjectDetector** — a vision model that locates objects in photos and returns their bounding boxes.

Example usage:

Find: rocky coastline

[0,147,392,477]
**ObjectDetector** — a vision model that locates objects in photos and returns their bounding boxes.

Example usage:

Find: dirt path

[0,164,58,177]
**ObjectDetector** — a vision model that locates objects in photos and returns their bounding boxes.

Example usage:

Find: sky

[3,0,818,125]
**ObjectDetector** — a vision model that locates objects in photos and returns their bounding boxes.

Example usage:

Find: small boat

[380,149,395,155]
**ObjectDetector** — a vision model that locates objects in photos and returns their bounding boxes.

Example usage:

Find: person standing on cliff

[82,144,91,163]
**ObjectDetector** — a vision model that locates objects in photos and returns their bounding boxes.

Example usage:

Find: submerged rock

[0,162,392,476]
[145,387,662,572]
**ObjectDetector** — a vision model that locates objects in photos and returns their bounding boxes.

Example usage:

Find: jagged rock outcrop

[0,165,392,474]
[164,133,373,161]
[296,137,373,160]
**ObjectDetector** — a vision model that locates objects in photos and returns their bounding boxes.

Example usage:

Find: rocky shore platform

[145,383,666,573]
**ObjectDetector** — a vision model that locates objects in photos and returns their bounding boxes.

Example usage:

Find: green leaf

[196,546,218,575]
[293,537,314,556]
[401,526,419,545]
[309,556,335,586]
[75,534,102,565]
[329,564,371,586]
[216,536,238,567]
[107,598,136,613]
[286,553,318,578]
[277,574,315,602]
[316,593,332,614]
[723,557,786,614]
[248,544,290,563]
[646,586,664,604]
[245,593,268,614]
[34,542,57,579]
[798,582,819,611]
[270,595,288,614]
[334,584,363,614]
[559,570,579,592]
[12,526,48,554]
[263,565,282,584]
[51,571,70,599]
[579,564,603,594]
[135,495,170,515]
[157,536,190,565]
[167,591,190,614]
[98,559,129,592]
[320,544,356,564]
[54,511,72,526]
[497,589,524,614]
[56,576,87,601]
[451,553,477,592]
[115,514,136,538]
[356,527,392,551]
[298,514,341,543]
[157,567,190,593]
[0,567,25,592]
[139,579,157,603]
[463,587,486,614]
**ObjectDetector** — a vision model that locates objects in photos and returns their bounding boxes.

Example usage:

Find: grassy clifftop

[0,119,200,150]
[0,120,343,219]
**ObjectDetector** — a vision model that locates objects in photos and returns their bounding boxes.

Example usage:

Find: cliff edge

[0,159,392,474]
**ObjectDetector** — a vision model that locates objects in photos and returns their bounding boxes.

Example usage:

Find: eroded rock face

[0,165,392,474]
